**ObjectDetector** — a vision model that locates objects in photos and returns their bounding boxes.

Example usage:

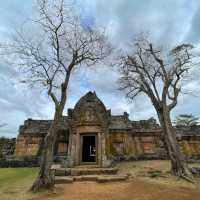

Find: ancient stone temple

[14,92,200,167]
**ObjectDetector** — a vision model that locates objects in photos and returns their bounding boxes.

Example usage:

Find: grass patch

[0,168,39,200]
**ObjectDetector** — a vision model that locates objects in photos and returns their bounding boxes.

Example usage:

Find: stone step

[55,177,74,184]
[74,175,98,181]
[75,165,100,168]
[55,175,128,184]
[54,167,118,176]
[97,175,128,183]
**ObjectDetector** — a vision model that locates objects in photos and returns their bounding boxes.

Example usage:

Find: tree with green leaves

[175,114,199,126]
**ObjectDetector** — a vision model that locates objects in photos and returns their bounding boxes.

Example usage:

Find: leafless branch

[1,0,111,111]
[118,35,194,112]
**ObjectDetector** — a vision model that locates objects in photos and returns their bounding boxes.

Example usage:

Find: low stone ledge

[55,177,74,184]
[54,167,118,176]
[97,175,128,183]
[55,175,128,184]
[0,156,39,168]
[112,154,168,162]
[54,168,71,176]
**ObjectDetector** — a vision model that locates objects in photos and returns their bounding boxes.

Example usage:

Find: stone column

[97,132,102,166]
[134,137,143,155]
[67,133,76,167]
[75,133,80,165]
[68,132,72,157]
[101,131,108,167]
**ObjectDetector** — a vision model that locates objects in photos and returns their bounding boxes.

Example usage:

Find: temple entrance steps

[55,174,129,184]
[52,166,118,176]
[51,165,129,183]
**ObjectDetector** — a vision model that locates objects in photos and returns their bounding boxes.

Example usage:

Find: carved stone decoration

[80,107,98,123]
[71,91,109,127]
[68,92,110,167]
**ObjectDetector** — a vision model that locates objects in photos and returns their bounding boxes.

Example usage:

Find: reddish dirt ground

[34,178,200,200]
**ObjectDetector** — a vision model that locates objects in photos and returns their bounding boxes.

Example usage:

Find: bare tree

[119,35,194,180]
[2,0,111,192]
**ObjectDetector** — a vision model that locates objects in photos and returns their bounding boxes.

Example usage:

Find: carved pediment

[72,91,109,126]
[80,107,99,123]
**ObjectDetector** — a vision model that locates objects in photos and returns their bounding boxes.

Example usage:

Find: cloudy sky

[0,0,200,138]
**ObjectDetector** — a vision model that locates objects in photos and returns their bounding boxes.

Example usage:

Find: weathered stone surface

[81,175,98,181]
[55,177,74,184]
[97,175,128,183]
[54,167,118,176]
[0,156,39,168]
[55,175,128,184]
[0,138,15,159]
[1,91,199,168]
[55,168,71,176]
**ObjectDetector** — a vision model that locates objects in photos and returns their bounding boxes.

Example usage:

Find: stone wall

[176,126,200,157]
[107,131,165,160]
[108,132,135,158]
[15,118,69,158]
[0,138,15,159]
[15,132,200,162]
[0,156,39,168]
[179,139,200,156]
[108,132,200,161]
[12,92,200,164]
[2,92,200,167]
[15,135,43,157]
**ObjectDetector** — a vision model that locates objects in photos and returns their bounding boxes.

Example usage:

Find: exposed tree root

[171,168,196,184]
[30,175,55,193]
[180,174,196,184]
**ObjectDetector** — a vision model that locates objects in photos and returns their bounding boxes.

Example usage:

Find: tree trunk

[30,111,62,192]
[157,108,192,178]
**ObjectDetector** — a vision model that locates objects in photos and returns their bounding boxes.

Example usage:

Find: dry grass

[1,161,200,200]
[34,180,200,200]
[117,160,200,189]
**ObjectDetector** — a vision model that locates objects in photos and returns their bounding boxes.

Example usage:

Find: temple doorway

[81,134,97,163]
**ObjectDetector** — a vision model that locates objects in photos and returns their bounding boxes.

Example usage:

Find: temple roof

[109,115,132,130]
[17,92,200,137]
[18,116,200,137]
[73,91,107,114]
[19,117,69,136]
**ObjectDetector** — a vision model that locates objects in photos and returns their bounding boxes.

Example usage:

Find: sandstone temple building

[14,92,200,167]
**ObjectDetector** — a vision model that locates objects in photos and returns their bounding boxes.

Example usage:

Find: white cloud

[1,0,200,137]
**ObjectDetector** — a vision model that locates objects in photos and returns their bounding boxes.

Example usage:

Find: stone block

[97,175,127,183]
[55,177,74,184]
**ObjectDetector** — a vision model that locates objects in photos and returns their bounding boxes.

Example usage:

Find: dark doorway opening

[82,135,96,163]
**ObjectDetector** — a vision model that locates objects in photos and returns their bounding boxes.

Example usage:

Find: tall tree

[118,36,194,179]
[175,114,199,126]
[2,0,111,192]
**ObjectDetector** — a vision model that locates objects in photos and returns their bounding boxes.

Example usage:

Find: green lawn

[0,168,39,200]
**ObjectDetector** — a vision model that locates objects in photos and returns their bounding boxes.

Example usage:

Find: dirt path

[34,178,200,200]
